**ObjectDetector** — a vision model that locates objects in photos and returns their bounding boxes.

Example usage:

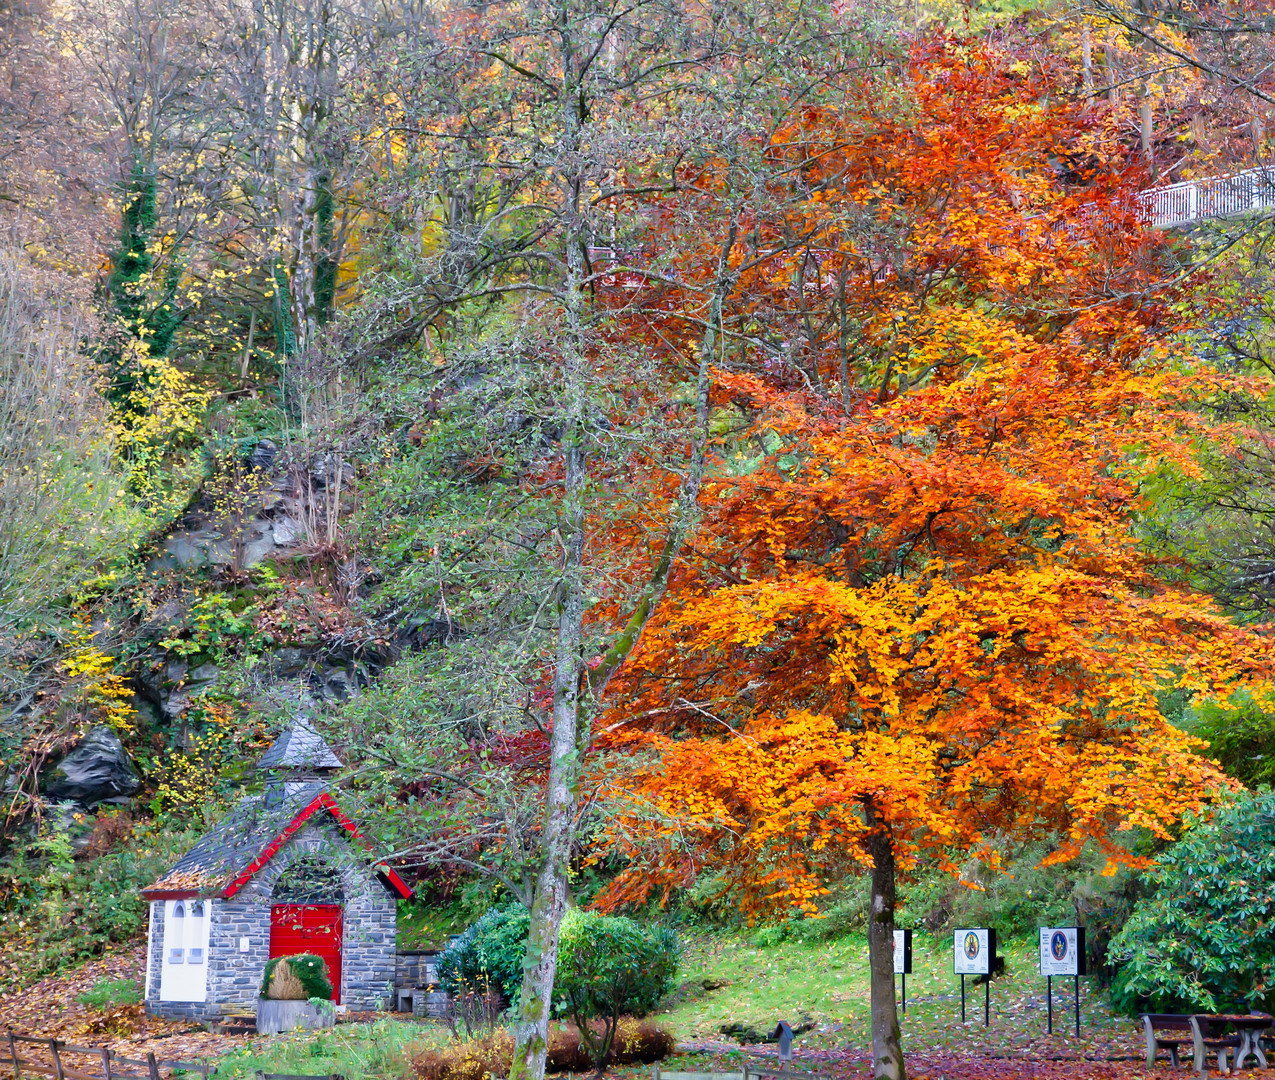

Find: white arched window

[187,902,205,963]
[168,902,185,964]
[159,899,212,1002]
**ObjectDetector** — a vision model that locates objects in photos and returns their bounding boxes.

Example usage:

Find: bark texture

[866,798,905,1080]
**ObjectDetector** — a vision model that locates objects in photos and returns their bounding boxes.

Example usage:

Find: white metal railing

[1138,166,1275,227]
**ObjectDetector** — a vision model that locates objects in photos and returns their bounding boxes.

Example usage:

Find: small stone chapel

[140,718,412,1019]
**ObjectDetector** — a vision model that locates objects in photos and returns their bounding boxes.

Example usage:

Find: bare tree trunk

[291,167,321,354]
[866,797,904,1080]
[1139,80,1154,168]
[1252,93,1266,158]
[1081,21,1094,102]
[509,25,589,1077]
[1105,42,1119,104]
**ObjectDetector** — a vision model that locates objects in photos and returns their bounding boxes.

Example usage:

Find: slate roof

[142,782,328,897]
[140,782,415,900]
[257,716,343,772]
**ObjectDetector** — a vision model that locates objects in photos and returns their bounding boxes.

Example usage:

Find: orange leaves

[587,34,1275,921]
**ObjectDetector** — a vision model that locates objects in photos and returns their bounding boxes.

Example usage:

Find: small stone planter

[256,998,337,1034]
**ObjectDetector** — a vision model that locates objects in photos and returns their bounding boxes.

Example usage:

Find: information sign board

[953,927,995,975]
[893,929,912,975]
[1038,927,1086,977]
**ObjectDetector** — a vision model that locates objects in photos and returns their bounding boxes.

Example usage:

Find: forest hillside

[3,1,1275,1078]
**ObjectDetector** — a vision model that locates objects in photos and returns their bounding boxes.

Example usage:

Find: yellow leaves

[60,622,134,734]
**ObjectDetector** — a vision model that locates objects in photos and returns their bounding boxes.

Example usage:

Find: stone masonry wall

[144,820,398,1019]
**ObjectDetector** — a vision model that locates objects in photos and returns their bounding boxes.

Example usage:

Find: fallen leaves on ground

[0,942,248,1064]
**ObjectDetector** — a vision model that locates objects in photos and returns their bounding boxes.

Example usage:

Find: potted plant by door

[256,953,337,1033]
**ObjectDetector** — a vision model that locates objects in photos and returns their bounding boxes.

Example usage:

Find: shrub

[75,977,141,1008]
[1191,693,1275,789]
[436,904,530,1002]
[413,1032,513,1080]
[554,910,679,1070]
[613,1019,676,1063]
[261,954,333,1001]
[413,1022,674,1080]
[1107,788,1275,1014]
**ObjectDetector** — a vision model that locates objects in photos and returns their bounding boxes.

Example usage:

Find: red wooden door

[269,904,343,1003]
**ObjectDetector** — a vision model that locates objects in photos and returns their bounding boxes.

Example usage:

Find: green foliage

[75,977,141,1007]
[555,909,680,1021]
[1107,788,1275,1014]
[1190,693,1275,788]
[436,904,531,1001]
[261,953,334,1000]
[554,910,680,1069]
[215,1017,446,1079]
[397,897,470,950]
[103,161,186,404]
[0,819,198,993]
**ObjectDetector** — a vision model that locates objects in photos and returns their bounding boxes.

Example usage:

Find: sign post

[893,929,913,1015]
[773,1021,793,1072]
[1038,927,1086,1036]
[953,928,996,1026]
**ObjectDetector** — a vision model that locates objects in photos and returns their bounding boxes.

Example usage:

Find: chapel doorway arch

[269,854,345,1002]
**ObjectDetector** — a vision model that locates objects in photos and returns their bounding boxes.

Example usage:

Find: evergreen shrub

[1108,788,1275,1014]
[436,904,530,1002]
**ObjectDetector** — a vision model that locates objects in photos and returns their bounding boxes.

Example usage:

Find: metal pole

[1074,975,1080,1038]
[960,974,966,1023]
[1047,975,1052,1035]
[902,973,906,1016]
[984,974,990,1027]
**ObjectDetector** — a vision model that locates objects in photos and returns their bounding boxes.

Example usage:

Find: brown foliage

[413,1032,513,1080]
[74,811,135,860]
[413,1021,674,1080]
[265,959,306,1001]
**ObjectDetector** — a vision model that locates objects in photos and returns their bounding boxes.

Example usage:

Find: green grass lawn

[658,930,1143,1060]
[212,1017,451,1080]
[214,930,1146,1079]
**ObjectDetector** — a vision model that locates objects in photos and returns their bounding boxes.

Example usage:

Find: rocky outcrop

[42,725,141,805]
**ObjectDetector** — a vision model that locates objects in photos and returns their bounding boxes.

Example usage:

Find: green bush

[1107,788,1275,1014]
[0,819,198,994]
[554,910,679,1069]
[435,903,530,1002]
[261,953,333,1000]
[75,977,141,1008]
[1190,693,1275,789]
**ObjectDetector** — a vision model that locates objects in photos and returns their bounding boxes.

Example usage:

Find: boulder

[43,726,141,804]
[251,438,278,471]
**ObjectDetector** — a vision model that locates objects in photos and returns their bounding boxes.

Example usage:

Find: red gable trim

[219,790,413,900]
[379,865,414,899]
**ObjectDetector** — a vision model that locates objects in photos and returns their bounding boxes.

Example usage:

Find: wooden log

[8,1029,21,1079]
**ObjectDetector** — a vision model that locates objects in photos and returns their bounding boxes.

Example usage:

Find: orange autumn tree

[592,37,1272,1080]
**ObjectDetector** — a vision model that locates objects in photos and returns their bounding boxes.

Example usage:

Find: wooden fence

[5,1031,215,1080]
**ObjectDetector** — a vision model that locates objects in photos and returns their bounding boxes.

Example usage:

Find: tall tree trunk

[1081,21,1094,103]
[291,161,325,355]
[1252,93,1266,157]
[865,797,905,1080]
[510,25,589,1078]
[1105,42,1118,104]
[1139,80,1154,170]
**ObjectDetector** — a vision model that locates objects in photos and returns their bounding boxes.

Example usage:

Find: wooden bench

[1142,1014,1195,1069]
[1190,1015,1243,1074]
